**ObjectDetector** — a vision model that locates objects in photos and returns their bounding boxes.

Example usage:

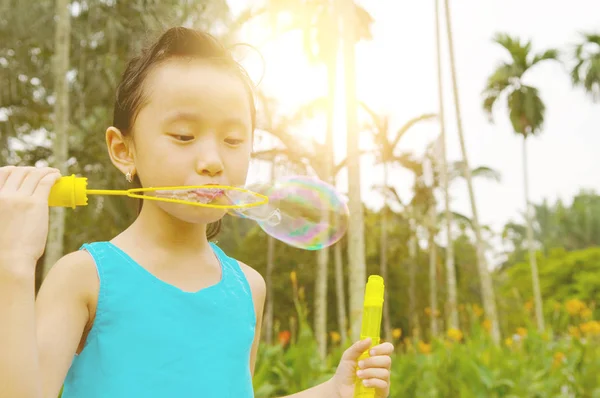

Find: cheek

[224,147,251,185]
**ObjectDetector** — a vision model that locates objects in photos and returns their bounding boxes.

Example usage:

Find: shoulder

[237,261,266,298]
[237,261,266,310]
[39,249,99,304]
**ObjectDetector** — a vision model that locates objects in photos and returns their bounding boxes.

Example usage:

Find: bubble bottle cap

[364,275,385,307]
[48,175,89,208]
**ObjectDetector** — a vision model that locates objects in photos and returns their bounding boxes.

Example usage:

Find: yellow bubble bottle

[354,275,385,398]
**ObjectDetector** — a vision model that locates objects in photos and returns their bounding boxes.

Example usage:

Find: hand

[330,338,394,398]
[0,166,61,271]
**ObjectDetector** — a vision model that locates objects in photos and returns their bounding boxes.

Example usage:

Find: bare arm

[239,263,336,398]
[36,251,98,397]
[238,262,266,377]
[0,261,43,398]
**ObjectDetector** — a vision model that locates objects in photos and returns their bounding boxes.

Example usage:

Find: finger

[0,166,16,190]
[2,167,33,192]
[358,355,392,370]
[357,367,390,381]
[360,377,388,390]
[341,338,372,362]
[33,172,62,200]
[20,168,59,196]
[369,342,394,356]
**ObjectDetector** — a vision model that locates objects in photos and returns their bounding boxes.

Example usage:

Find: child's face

[123,59,253,224]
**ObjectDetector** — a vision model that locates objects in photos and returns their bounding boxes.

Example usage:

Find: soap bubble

[231,176,349,250]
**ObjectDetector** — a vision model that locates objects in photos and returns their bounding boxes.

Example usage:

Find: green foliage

[571,32,600,102]
[252,319,600,397]
[498,246,600,334]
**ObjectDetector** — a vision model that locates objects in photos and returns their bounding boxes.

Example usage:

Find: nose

[195,139,224,178]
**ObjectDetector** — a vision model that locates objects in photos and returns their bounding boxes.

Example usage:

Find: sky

[226,0,600,264]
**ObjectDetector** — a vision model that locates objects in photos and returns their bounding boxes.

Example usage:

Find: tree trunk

[334,240,348,344]
[428,206,439,337]
[339,0,367,342]
[315,246,329,358]
[435,0,458,331]
[314,47,338,358]
[264,160,277,345]
[408,216,419,338]
[44,0,71,278]
[380,163,392,342]
[523,136,545,332]
[443,0,500,343]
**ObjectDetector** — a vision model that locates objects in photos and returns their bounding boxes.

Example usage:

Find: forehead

[140,58,253,126]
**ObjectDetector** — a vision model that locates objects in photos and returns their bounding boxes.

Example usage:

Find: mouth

[152,186,226,203]
[189,187,225,199]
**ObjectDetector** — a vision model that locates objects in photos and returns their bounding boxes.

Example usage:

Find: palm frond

[373,184,404,207]
[507,85,545,137]
[471,166,502,183]
[390,113,437,149]
[359,101,383,130]
[531,49,559,67]
[492,33,530,73]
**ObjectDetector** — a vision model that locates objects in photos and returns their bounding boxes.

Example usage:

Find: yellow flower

[580,321,600,336]
[552,352,566,369]
[329,331,341,344]
[568,325,581,338]
[424,307,432,316]
[290,271,297,289]
[516,327,528,338]
[524,300,534,312]
[392,328,402,340]
[542,332,550,341]
[504,337,513,347]
[581,308,593,320]
[472,304,484,318]
[447,328,463,342]
[418,341,432,354]
[482,319,492,332]
[565,299,587,316]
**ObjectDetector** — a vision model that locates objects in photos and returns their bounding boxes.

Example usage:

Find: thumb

[341,338,372,362]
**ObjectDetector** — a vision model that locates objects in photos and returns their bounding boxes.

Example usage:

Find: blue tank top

[61,241,256,398]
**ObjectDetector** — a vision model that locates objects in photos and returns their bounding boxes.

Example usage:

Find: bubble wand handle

[354,275,385,398]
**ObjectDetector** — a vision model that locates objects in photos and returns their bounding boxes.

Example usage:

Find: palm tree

[443,0,501,343]
[571,33,600,102]
[433,0,458,331]
[482,33,558,333]
[360,104,436,341]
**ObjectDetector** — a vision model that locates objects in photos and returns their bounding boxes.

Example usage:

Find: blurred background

[2,0,600,396]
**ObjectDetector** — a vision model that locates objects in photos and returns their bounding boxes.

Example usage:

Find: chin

[158,203,227,225]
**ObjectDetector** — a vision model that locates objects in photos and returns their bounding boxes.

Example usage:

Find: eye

[169,134,195,142]
[225,137,244,146]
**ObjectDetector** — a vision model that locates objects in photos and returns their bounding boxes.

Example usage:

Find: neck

[126,202,211,253]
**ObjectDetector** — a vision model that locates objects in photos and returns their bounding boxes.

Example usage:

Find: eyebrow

[162,112,248,130]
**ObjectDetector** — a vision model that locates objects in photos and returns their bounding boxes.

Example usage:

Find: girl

[0,27,393,398]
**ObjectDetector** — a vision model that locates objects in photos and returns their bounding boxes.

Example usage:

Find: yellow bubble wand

[48,175,269,209]
[355,275,385,398]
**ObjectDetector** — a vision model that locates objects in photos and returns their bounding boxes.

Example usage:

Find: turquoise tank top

[61,241,256,398]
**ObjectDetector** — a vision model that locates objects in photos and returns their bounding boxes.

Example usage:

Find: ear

[106,126,136,177]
